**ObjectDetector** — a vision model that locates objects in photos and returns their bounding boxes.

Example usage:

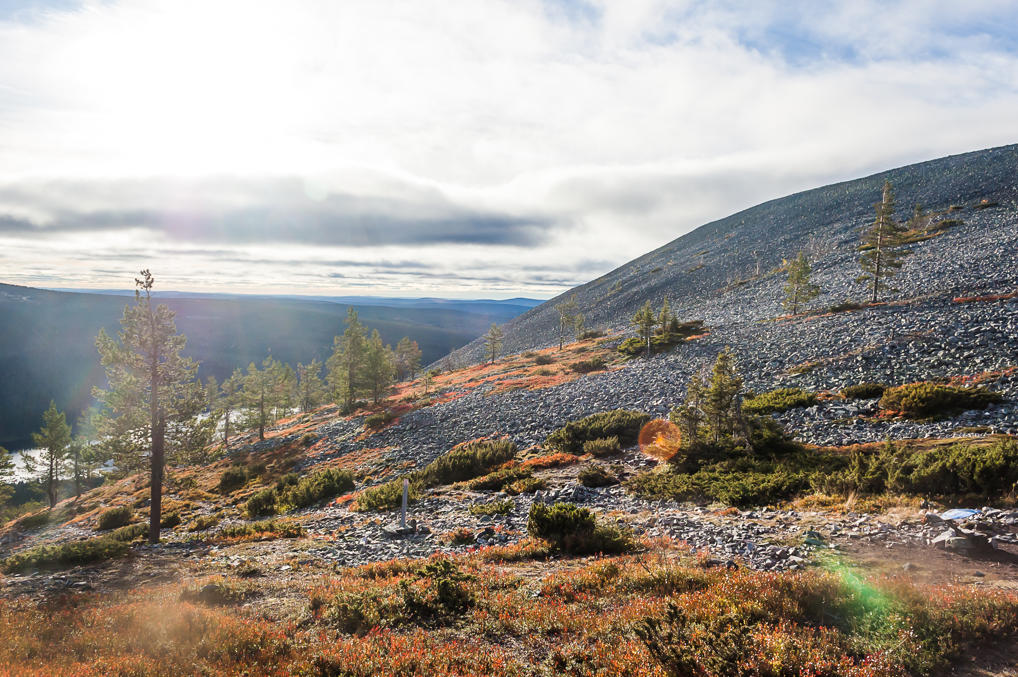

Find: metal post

[401,477,408,531]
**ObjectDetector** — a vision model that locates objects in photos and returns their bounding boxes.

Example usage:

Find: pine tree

[782,251,821,315]
[94,271,205,542]
[394,337,422,381]
[25,401,71,508]
[364,330,395,404]
[484,323,504,364]
[700,348,746,446]
[213,369,244,450]
[242,355,290,440]
[556,294,579,350]
[859,180,909,303]
[296,359,326,413]
[422,369,434,396]
[0,445,14,508]
[68,407,103,500]
[327,308,368,411]
[632,301,657,357]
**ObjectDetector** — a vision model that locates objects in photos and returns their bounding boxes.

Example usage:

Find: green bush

[355,478,421,512]
[188,514,220,532]
[365,410,395,430]
[217,466,248,493]
[2,536,130,573]
[505,476,547,495]
[96,506,134,531]
[467,466,532,492]
[583,436,622,457]
[819,439,1018,499]
[526,502,633,555]
[570,357,606,374]
[15,510,50,531]
[277,468,355,511]
[841,383,887,400]
[246,489,278,518]
[828,300,865,313]
[742,388,817,415]
[109,523,148,542]
[160,512,182,529]
[618,321,705,357]
[217,520,305,540]
[468,499,514,516]
[578,464,618,488]
[181,580,257,606]
[879,382,1002,419]
[546,410,651,454]
[417,439,518,487]
[578,329,605,340]
[534,354,555,365]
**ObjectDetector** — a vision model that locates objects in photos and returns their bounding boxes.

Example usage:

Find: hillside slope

[447,144,1018,364]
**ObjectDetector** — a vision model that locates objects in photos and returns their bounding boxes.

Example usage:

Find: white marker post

[401,478,409,531]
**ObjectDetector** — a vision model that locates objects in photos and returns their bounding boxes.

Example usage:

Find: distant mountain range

[0,285,540,450]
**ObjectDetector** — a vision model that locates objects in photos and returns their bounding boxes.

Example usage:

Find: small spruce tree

[26,401,71,508]
[858,180,909,303]
[363,330,395,404]
[632,301,657,357]
[782,251,821,315]
[296,359,326,413]
[484,323,504,364]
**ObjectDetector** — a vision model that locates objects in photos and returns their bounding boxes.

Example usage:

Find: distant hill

[446,143,1018,365]
[0,286,537,449]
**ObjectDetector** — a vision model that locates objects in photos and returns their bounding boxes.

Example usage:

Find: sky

[0,0,1016,298]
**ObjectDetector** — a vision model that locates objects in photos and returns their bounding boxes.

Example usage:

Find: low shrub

[109,523,148,542]
[742,388,817,415]
[160,512,182,529]
[96,506,134,531]
[534,354,554,365]
[441,528,475,545]
[578,464,618,488]
[570,357,606,374]
[188,515,220,532]
[467,499,514,516]
[181,580,257,606]
[246,489,278,518]
[583,436,622,457]
[467,466,532,492]
[216,520,305,540]
[217,466,248,493]
[879,382,1003,419]
[545,410,651,454]
[354,478,421,512]
[277,468,355,512]
[15,510,50,531]
[577,329,605,340]
[364,411,395,430]
[828,300,865,313]
[618,321,705,357]
[1,536,130,573]
[506,477,547,495]
[526,502,633,555]
[417,439,518,488]
[841,382,887,400]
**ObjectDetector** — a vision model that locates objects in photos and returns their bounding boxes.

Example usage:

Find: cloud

[0,0,1015,295]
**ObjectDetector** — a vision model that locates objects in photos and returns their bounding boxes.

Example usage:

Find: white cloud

[0,0,1015,295]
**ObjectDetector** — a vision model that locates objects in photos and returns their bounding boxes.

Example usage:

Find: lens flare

[638,419,682,462]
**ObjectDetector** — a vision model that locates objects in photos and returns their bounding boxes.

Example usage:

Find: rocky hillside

[447,143,1018,365]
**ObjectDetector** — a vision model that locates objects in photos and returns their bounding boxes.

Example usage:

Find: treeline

[0,273,425,541]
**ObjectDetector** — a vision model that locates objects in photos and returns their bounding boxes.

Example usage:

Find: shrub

[468,499,514,516]
[583,436,622,457]
[526,502,633,555]
[96,506,134,531]
[417,439,518,487]
[545,410,651,454]
[828,300,865,313]
[354,478,421,512]
[15,510,50,531]
[578,464,618,488]
[246,489,278,518]
[742,388,817,415]
[181,580,257,606]
[160,512,182,529]
[534,354,554,365]
[570,357,606,374]
[365,411,395,430]
[879,382,1003,419]
[188,514,220,532]
[506,477,547,495]
[217,466,248,493]
[1,536,130,573]
[277,468,355,511]
[841,382,887,400]
[467,466,532,492]
[216,520,305,540]
[109,523,148,542]
[442,528,475,545]
[578,329,605,340]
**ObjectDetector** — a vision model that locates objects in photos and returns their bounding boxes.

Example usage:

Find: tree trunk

[871,230,883,304]
[47,454,56,508]
[258,390,266,440]
[149,415,164,544]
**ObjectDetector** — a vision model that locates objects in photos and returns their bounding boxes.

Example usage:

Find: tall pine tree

[327,308,368,411]
[859,180,909,303]
[364,330,395,404]
[394,337,422,381]
[94,270,204,543]
[632,301,657,357]
[296,359,327,413]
